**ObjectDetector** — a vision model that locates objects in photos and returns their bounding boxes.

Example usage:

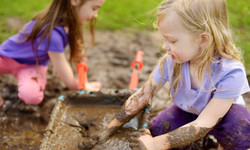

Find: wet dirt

[39,91,220,150]
[40,102,136,150]
[0,28,250,150]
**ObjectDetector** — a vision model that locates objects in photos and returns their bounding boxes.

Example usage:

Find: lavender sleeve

[152,57,172,85]
[213,63,250,99]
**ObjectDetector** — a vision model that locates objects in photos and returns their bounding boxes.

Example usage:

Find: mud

[42,105,136,149]
[0,99,46,150]
[167,126,211,148]
[40,91,218,150]
[40,91,144,150]
[0,28,250,150]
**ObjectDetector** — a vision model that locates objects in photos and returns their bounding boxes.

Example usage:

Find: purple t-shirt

[0,20,68,66]
[153,56,250,115]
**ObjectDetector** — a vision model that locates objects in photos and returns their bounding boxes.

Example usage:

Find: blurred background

[0,0,249,73]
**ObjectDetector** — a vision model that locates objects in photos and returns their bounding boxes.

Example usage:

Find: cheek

[172,51,184,62]
[79,10,86,19]
[79,11,89,24]
[173,42,194,62]
[171,46,185,62]
[78,7,88,18]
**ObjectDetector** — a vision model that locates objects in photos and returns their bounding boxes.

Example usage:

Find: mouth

[168,52,175,59]
[166,50,175,59]
[170,55,175,59]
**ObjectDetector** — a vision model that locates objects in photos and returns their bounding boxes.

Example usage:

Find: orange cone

[77,57,88,90]
[129,51,144,89]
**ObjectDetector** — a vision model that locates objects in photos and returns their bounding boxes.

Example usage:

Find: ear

[71,0,80,6]
[199,32,210,49]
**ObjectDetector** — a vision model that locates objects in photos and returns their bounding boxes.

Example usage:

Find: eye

[170,40,177,44]
[92,6,100,11]
[162,38,168,42]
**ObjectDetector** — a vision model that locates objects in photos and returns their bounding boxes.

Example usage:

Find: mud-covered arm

[106,79,162,133]
[146,97,234,149]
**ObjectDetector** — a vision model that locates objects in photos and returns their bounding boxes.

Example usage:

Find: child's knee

[18,90,44,105]
[211,105,250,149]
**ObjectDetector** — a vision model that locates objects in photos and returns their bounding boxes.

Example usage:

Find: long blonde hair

[151,0,243,97]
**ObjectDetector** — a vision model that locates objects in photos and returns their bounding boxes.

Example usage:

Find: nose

[93,11,98,19]
[162,41,170,51]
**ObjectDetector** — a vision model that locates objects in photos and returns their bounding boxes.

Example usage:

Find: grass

[227,0,250,72]
[0,0,249,72]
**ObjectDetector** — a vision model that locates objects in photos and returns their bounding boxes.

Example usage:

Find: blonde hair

[151,0,243,97]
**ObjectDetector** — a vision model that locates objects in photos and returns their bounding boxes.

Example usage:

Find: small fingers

[138,128,151,136]
[78,138,97,150]
[129,131,149,150]
[129,139,148,150]
[130,132,141,139]
[144,129,151,135]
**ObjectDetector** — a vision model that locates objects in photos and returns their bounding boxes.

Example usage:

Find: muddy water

[0,89,219,150]
[40,103,141,150]
[40,98,218,150]
[0,107,46,150]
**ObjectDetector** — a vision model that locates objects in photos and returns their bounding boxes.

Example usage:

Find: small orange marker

[129,50,144,89]
[77,56,88,90]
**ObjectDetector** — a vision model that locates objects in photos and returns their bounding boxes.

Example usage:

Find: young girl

[0,0,105,106]
[87,0,250,149]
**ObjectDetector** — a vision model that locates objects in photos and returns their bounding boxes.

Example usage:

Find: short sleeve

[152,58,170,85]
[38,27,67,53]
[213,64,250,99]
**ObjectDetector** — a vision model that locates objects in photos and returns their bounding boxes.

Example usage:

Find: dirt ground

[0,23,250,149]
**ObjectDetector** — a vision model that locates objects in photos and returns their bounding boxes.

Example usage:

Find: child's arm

[94,79,163,143]
[78,79,164,149]
[108,79,161,128]
[48,51,78,90]
[139,97,235,149]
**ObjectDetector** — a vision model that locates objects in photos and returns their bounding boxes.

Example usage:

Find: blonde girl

[87,0,250,149]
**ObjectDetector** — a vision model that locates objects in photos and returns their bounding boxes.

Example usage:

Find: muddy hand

[129,128,149,150]
[78,136,98,150]
[78,129,113,149]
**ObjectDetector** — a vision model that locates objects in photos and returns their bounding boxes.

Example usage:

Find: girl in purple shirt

[83,0,250,149]
[0,0,105,106]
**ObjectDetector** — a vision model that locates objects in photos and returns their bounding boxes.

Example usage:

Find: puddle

[0,89,219,150]
[40,90,142,150]
[41,105,138,150]
[39,90,218,150]
[0,107,46,150]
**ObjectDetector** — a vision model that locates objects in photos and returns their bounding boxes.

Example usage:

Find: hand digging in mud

[129,128,151,150]
[78,80,161,149]
[78,126,119,149]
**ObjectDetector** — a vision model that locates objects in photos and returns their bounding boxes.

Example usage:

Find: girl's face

[72,0,105,25]
[159,12,201,64]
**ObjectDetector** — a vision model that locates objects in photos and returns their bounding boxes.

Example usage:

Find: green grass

[227,0,250,73]
[0,0,249,72]
[96,0,162,30]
